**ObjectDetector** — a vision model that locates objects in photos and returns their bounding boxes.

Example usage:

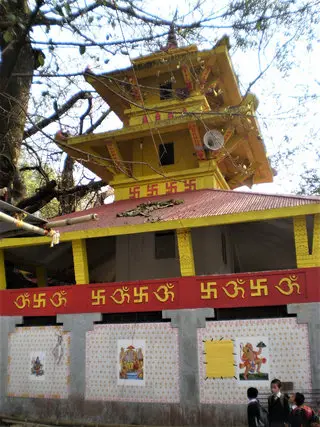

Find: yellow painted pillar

[293,214,320,268]
[36,266,47,287]
[176,228,195,276]
[72,239,89,285]
[0,249,6,290]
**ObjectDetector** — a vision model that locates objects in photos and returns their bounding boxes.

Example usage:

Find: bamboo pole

[46,213,98,228]
[0,211,59,247]
[0,211,47,236]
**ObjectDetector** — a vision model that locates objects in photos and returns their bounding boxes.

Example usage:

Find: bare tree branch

[35,2,103,26]
[16,178,106,214]
[79,98,93,135]
[30,31,168,47]
[84,109,111,134]
[23,91,92,139]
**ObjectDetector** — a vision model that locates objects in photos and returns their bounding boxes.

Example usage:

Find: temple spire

[167,23,178,49]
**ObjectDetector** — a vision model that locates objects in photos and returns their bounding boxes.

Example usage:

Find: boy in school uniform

[268,379,290,427]
[248,387,261,427]
[247,387,268,427]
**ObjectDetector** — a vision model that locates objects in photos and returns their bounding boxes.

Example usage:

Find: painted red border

[1,267,319,317]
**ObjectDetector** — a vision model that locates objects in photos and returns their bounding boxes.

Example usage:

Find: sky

[29,0,320,197]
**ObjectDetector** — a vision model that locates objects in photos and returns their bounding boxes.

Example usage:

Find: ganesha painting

[236,337,269,382]
[117,340,145,386]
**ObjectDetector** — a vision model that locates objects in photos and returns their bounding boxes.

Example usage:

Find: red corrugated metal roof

[52,189,320,234]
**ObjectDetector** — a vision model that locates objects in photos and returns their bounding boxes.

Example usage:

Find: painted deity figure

[239,342,267,380]
[31,356,44,377]
[119,345,144,380]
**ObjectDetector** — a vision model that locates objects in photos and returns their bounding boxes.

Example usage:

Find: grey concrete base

[0,317,22,399]
[57,313,102,397]
[0,398,248,427]
[288,302,320,389]
[163,308,215,415]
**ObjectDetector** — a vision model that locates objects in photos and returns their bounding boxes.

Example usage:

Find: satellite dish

[203,130,224,151]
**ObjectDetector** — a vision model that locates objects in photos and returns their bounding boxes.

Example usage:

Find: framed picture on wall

[29,351,45,381]
[117,340,145,386]
[235,337,269,384]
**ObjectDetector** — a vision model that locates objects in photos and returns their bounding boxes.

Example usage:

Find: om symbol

[153,283,175,303]
[275,275,301,296]
[223,279,245,299]
[14,293,31,309]
[110,287,130,304]
[50,291,67,308]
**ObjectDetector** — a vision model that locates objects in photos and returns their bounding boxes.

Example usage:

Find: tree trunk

[0,0,35,203]
[59,155,76,215]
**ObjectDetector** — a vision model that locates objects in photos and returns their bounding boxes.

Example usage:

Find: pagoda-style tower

[57,36,273,200]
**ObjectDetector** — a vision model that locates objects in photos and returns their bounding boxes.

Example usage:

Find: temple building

[0,36,319,426]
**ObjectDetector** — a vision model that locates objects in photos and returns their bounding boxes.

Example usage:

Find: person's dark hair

[271,379,282,389]
[295,392,305,407]
[247,387,258,399]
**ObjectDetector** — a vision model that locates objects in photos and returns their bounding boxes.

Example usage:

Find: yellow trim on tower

[36,266,47,287]
[176,229,195,276]
[0,204,319,250]
[293,214,320,268]
[0,249,6,290]
[72,239,89,285]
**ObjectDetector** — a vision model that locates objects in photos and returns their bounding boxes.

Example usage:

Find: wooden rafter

[83,146,117,175]
[188,122,206,160]
[227,162,258,189]
[216,135,245,163]
[200,66,212,88]
[128,76,144,102]
[106,140,130,175]
[181,64,194,91]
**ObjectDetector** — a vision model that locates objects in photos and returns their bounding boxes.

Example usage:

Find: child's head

[247,387,258,400]
[271,378,282,394]
[289,393,296,404]
[294,392,305,407]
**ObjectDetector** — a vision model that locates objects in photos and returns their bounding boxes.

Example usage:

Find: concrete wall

[115,233,180,281]
[114,226,233,282]
[192,226,234,275]
[0,305,318,427]
[87,237,116,283]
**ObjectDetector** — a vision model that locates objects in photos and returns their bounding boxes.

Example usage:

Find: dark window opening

[160,82,173,100]
[306,214,314,255]
[221,233,227,265]
[98,311,170,324]
[159,142,174,166]
[215,305,293,321]
[155,231,176,259]
[17,316,61,327]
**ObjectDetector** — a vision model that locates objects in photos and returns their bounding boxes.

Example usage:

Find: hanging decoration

[52,333,64,365]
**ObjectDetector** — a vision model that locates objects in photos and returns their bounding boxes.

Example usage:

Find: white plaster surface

[198,318,311,404]
[7,326,70,398]
[85,323,180,402]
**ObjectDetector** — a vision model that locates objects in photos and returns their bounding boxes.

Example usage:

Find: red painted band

[1,267,319,317]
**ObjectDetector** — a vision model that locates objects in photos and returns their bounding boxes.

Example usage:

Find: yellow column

[176,228,195,276]
[0,249,7,290]
[293,214,320,268]
[36,266,47,287]
[72,239,89,284]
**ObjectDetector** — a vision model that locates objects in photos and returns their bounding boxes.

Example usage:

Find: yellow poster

[204,340,235,378]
